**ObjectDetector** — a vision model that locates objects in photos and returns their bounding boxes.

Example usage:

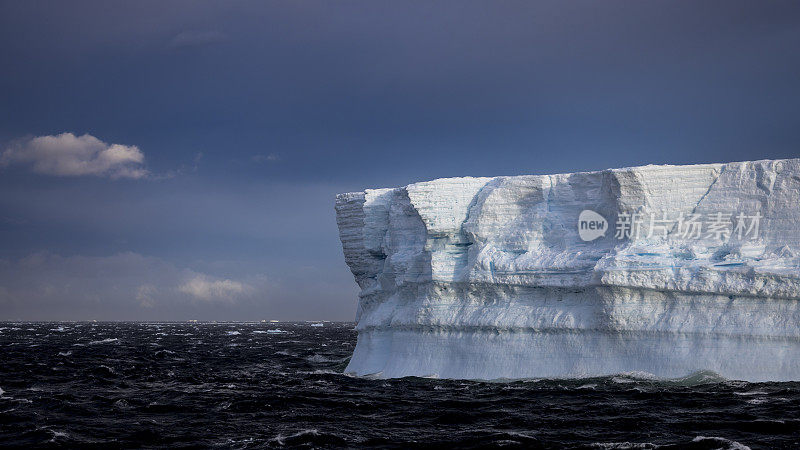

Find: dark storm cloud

[0,1,798,319]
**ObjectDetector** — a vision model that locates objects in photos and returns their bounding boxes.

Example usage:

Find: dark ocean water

[1,323,799,449]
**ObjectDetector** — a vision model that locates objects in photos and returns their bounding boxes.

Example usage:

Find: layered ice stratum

[335,159,800,381]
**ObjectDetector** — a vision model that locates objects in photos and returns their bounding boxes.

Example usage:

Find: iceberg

[335,159,800,381]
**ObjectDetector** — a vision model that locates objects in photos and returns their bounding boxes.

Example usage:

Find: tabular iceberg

[335,159,800,381]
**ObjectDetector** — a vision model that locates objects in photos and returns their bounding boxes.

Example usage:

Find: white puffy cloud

[1,132,148,179]
[178,275,251,302]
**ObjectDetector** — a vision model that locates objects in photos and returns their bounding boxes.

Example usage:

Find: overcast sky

[1,1,799,320]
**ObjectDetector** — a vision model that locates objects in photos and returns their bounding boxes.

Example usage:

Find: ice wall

[335,159,800,381]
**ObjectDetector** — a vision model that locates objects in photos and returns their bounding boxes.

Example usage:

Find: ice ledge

[335,159,800,380]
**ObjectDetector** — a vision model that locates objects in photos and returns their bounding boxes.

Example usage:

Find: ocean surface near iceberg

[336,159,800,381]
[5,322,798,448]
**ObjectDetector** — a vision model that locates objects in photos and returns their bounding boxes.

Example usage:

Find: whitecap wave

[86,338,119,345]
[589,443,658,449]
[269,429,320,446]
[733,390,768,396]
[306,355,338,363]
[692,436,751,450]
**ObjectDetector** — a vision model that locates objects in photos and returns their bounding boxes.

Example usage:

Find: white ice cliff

[335,159,800,381]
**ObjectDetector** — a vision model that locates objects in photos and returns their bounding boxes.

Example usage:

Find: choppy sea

[1,322,798,448]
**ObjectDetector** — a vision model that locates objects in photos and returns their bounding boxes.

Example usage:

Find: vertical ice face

[406,177,492,282]
[335,159,800,381]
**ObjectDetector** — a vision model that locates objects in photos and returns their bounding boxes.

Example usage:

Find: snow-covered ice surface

[335,159,800,381]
